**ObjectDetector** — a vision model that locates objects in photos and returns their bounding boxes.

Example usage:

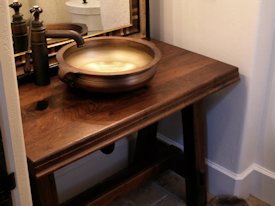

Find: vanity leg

[134,122,158,164]
[181,101,207,206]
[30,173,59,206]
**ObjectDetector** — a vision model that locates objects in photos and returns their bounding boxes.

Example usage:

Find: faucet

[28,5,84,86]
[45,30,85,47]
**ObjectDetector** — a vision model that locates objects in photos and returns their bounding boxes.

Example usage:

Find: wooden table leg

[181,101,207,206]
[134,122,159,164]
[29,173,59,206]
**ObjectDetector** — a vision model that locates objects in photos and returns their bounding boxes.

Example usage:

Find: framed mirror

[12,0,148,80]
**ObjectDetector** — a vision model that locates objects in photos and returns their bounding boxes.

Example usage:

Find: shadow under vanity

[10,1,240,206]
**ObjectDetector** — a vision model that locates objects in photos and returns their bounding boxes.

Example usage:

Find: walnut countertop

[19,40,239,178]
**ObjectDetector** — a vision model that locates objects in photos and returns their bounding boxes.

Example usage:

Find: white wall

[1,1,32,205]
[252,24,275,203]
[254,0,275,173]
[150,0,275,204]
[31,0,70,23]
[259,48,275,172]
[8,0,70,24]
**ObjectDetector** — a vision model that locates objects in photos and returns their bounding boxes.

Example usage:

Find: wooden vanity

[19,40,239,206]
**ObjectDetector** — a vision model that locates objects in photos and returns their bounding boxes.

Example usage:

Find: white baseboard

[207,161,275,205]
[207,160,275,182]
[157,133,184,150]
[157,133,275,205]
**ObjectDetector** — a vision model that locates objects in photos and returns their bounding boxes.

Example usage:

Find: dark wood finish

[19,40,239,205]
[134,123,159,163]
[29,173,59,206]
[182,101,207,206]
[145,0,151,39]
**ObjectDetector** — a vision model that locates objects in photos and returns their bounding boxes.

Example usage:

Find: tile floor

[111,170,269,206]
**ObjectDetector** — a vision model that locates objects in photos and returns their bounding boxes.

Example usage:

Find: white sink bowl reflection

[65,0,102,32]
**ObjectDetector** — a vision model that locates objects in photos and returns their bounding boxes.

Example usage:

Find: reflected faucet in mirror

[9,0,132,56]
[9,1,28,53]
[11,0,143,80]
[27,5,84,86]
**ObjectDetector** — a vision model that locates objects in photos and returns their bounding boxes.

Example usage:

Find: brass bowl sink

[56,37,161,93]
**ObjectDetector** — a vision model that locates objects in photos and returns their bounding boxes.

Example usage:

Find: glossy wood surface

[19,40,239,178]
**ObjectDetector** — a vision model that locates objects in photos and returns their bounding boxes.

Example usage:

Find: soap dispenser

[29,5,50,86]
[9,1,28,53]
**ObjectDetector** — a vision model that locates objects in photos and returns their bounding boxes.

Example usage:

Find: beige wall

[150,0,259,172]
[9,0,70,23]
[1,1,32,205]
[32,0,70,23]
[150,0,275,204]
[9,0,131,28]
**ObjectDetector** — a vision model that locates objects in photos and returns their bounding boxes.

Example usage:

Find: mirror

[12,0,147,79]
[9,0,132,53]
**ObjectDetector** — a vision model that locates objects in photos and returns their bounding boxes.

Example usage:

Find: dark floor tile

[152,195,186,206]
[111,198,136,206]
[121,182,168,206]
[111,170,269,206]
[156,170,186,200]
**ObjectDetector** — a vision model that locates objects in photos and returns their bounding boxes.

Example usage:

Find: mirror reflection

[9,0,131,54]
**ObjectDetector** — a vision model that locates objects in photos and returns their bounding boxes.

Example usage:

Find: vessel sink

[56,37,161,92]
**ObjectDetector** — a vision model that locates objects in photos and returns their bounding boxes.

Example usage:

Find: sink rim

[56,36,161,77]
[56,36,161,92]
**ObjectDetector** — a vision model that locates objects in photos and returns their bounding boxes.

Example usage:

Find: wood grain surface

[19,40,239,178]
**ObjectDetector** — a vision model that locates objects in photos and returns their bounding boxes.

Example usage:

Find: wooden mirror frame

[16,0,149,84]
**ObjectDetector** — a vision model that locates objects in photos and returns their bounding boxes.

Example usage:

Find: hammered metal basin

[56,37,161,92]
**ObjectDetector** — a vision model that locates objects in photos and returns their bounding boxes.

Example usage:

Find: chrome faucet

[27,5,84,86]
